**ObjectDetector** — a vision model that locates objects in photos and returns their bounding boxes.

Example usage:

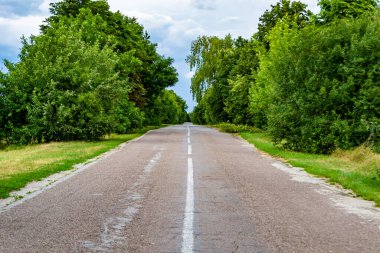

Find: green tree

[254,0,313,48]
[190,102,206,125]
[1,0,184,144]
[187,35,239,123]
[144,90,188,125]
[43,0,178,111]
[225,75,253,125]
[225,38,260,125]
[318,0,379,23]
[0,71,8,142]
[3,17,129,143]
[261,13,380,153]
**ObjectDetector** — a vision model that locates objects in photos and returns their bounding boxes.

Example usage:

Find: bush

[2,18,128,143]
[257,13,380,153]
[215,123,261,133]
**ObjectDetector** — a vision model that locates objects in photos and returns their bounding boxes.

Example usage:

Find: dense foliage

[0,0,187,144]
[260,17,380,153]
[254,0,313,48]
[188,0,379,154]
[318,0,378,23]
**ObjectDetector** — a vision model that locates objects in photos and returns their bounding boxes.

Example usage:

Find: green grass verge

[0,126,163,199]
[239,132,380,206]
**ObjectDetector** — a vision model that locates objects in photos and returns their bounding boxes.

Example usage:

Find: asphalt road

[1,124,380,252]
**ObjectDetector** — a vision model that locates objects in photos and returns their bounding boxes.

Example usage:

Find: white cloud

[107,0,192,18]
[162,19,206,47]
[156,43,173,56]
[124,10,174,30]
[38,0,57,14]
[0,15,44,46]
[185,71,195,79]
[0,0,55,48]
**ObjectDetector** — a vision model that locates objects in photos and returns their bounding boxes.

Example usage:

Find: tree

[260,13,380,153]
[318,0,379,23]
[225,75,253,124]
[42,0,178,111]
[186,0,379,154]
[254,0,313,48]
[225,37,260,125]
[0,0,185,144]
[41,0,111,32]
[0,71,8,142]
[187,35,239,123]
[2,16,129,143]
[144,90,188,125]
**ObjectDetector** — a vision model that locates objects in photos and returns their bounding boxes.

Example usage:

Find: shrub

[258,13,380,153]
[216,123,261,133]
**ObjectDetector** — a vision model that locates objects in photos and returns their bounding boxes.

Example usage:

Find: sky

[0,0,320,111]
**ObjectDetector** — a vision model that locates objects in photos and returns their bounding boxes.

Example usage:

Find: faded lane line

[182,126,194,253]
[82,146,163,252]
[187,126,192,155]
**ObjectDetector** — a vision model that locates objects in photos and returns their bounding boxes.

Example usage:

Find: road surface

[1,124,380,252]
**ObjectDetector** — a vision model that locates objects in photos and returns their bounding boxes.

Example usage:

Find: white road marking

[182,157,194,253]
[182,126,194,253]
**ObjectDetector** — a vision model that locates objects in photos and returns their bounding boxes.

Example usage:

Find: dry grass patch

[332,146,380,175]
[0,142,105,179]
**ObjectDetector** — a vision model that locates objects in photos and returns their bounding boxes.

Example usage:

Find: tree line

[0,0,188,144]
[188,0,380,154]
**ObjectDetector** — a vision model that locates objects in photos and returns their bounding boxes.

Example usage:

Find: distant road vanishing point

[1,124,380,252]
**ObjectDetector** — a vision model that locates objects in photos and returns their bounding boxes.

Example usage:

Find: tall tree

[187,35,235,123]
[0,0,184,144]
[254,0,313,48]
[42,0,178,109]
[318,0,379,23]
[257,13,380,153]
[3,16,126,142]
[224,38,259,125]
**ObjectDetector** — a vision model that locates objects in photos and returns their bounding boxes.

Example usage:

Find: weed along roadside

[0,126,165,201]
[213,123,380,207]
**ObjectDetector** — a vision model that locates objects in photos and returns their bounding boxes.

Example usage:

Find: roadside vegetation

[0,126,162,199]
[214,123,380,206]
[188,0,379,205]
[0,0,188,198]
[0,0,188,145]
[188,0,379,154]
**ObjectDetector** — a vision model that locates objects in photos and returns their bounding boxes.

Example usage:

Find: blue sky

[0,0,320,111]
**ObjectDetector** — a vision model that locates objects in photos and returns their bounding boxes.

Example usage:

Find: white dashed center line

[181,126,194,253]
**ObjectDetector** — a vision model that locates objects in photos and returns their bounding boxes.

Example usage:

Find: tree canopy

[0,0,187,144]
[188,0,380,154]
[318,0,379,23]
[254,0,313,48]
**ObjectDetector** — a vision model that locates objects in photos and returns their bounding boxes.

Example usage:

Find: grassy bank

[214,123,380,206]
[0,126,163,199]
